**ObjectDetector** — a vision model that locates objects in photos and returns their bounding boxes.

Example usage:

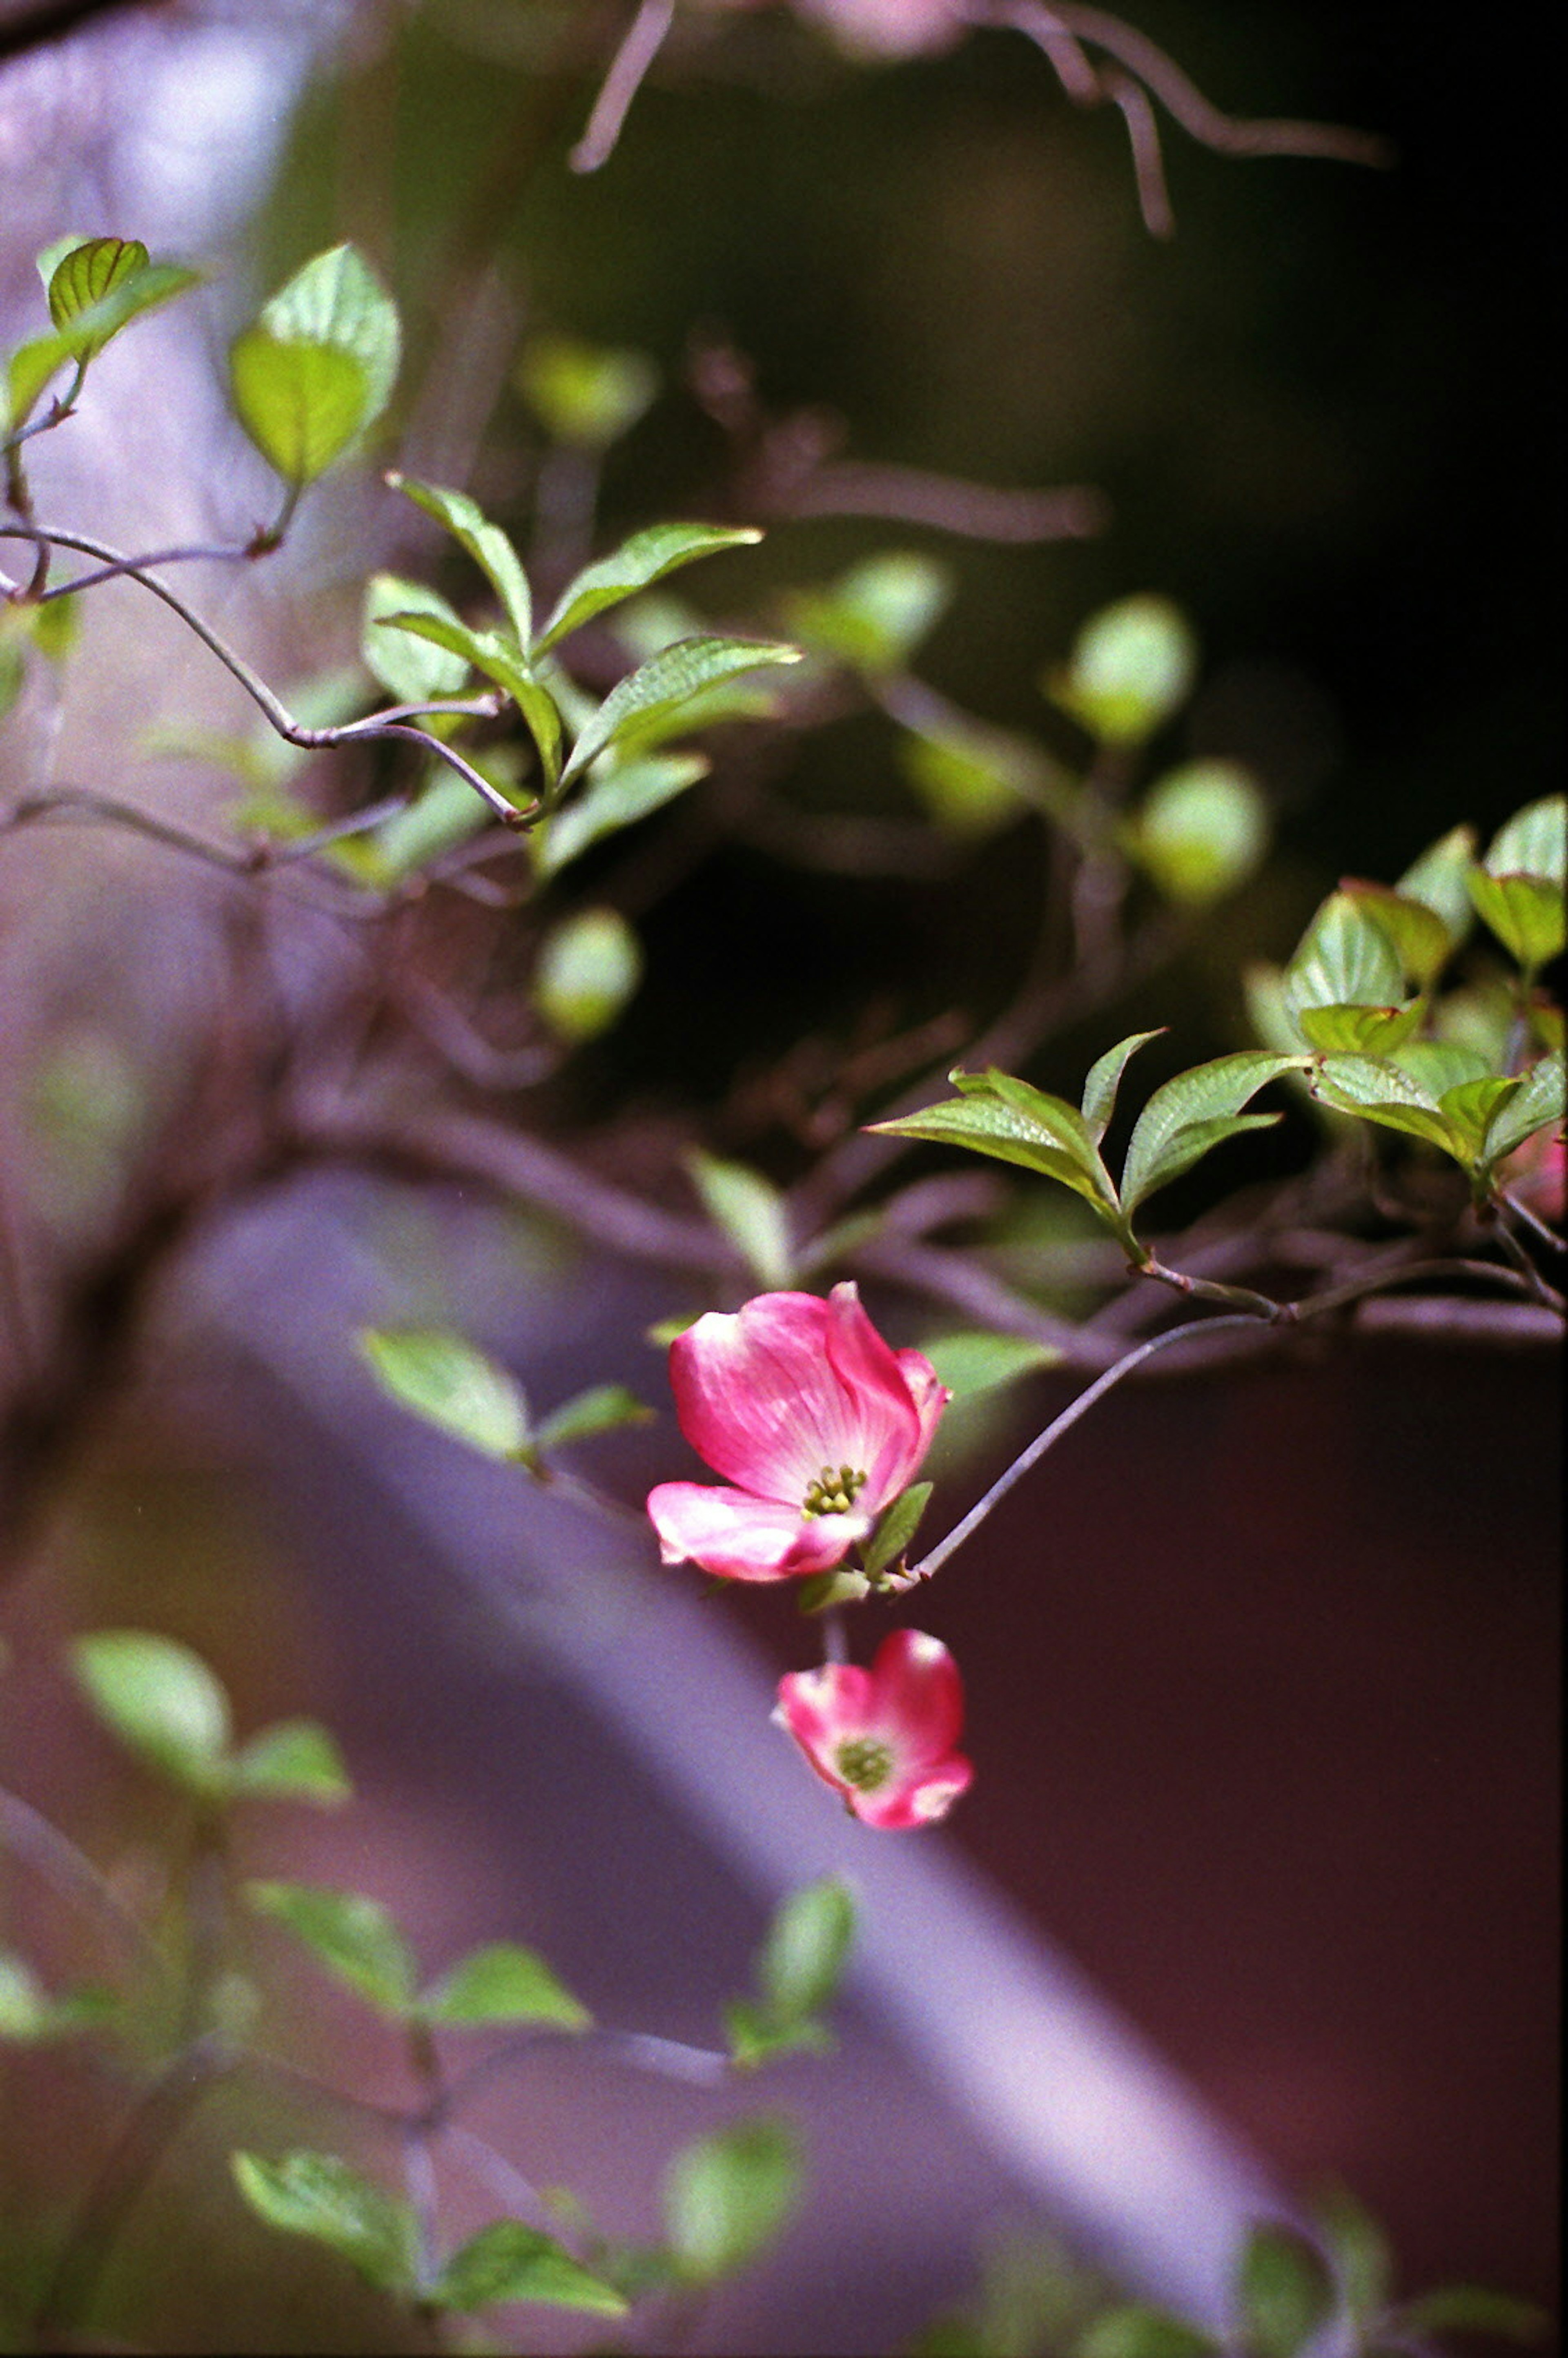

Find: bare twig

[570,0,676,172]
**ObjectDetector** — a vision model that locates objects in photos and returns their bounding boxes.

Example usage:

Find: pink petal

[866,1628,966,1761]
[670,1286,928,1509]
[849,1753,974,1830]
[894,1344,950,1463]
[647,1482,870,1582]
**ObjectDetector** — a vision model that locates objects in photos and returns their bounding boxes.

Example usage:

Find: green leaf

[1398,823,1478,942]
[534,907,642,1042]
[785,553,953,675]
[1080,1030,1164,1144]
[46,236,148,340]
[230,2150,416,2293]
[358,1327,531,1458]
[1234,2222,1336,2358]
[6,257,199,430]
[1393,2286,1548,2341]
[756,1878,855,2024]
[231,1720,351,1805]
[535,523,763,655]
[1295,1000,1425,1056]
[663,2117,802,2284]
[532,1384,655,1452]
[230,244,398,484]
[246,1881,417,2015]
[724,1999,833,2070]
[871,1070,1122,1228]
[1128,760,1269,905]
[862,1481,933,1577]
[686,1150,793,1286]
[1048,593,1197,745]
[1119,1054,1305,1216]
[516,331,658,449]
[533,751,708,879]
[919,1331,1064,1401]
[1435,1074,1520,1159]
[1466,869,1566,970]
[1282,892,1405,1036]
[795,1566,873,1613]
[1078,2305,1219,2358]
[1308,1055,1456,1152]
[0,1950,115,2044]
[384,473,532,647]
[1484,792,1566,887]
[561,635,801,782]
[372,768,494,882]
[430,2219,628,2315]
[1312,2183,1392,2326]
[362,573,470,702]
[898,716,1062,839]
[1482,1049,1565,1170]
[71,1629,231,1795]
[229,333,373,487]
[1392,1039,1492,1098]
[1340,880,1456,990]
[378,609,559,787]
[421,1941,589,2030]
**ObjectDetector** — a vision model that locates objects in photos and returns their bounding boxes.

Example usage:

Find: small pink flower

[773,1628,974,1828]
[647,1282,948,1582]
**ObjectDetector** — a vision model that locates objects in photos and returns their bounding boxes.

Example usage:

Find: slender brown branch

[570,0,676,172]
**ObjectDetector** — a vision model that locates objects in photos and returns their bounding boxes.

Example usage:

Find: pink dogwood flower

[773,1628,973,1828]
[646,1282,948,1582]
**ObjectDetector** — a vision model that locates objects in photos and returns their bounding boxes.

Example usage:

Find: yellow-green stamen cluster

[801,1462,868,1518]
[834,1736,893,1791]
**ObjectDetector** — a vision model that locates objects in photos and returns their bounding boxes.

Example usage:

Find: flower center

[801,1462,868,1518]
[833,1736,893,1791]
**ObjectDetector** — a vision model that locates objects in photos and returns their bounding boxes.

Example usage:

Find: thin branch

[570,0,676,172]
[1104,66,1175,237]
[1499,1188,1567,1255]
[0,1786,169,1981]
[900,1311,1264,1584]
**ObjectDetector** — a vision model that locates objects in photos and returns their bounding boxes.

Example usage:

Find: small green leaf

[1295,999,1425,1056]
[1119,1053,1305,1216]
[535,523,763,655]
[247,1881,417,2015]
[663,2117,802,2284]
[1466,869,1566,970]
[71,1629,231,1794]
[421,1941,589,2030]
[561,636,801,783]
[1312,2183,1392,2326]
[1341,880,1455,990]
[255,244,399,415]
[229,333,372,486]
[1080,1030,1164,1145]
[686,1150,793,1287]
[362,573,470,702]
[28,592,79,663]
[1482,1049,1565,1170]
[898,717,1060,839]
[862,1481,933,1577]
[919,1331,1063,1401]
[379,609,559,787]
[533,751,708,879]
[430,2219,629,2315]
[1047,593,1197,746]
[1234,2222,1336,2358]
[535,907,642,1042]
[1283,892,1405,1037]
[517,331,658,449]
[46,236,147,334]
[871,1071,1122,1228]
[796,1566,873,1613]
[231,2150,416,2293]
[1128,760,1268,905]
[7,257,199,430]
[532,1383,655,1452]
[1079,2305,1220,2358]
[757,1878,855,2024]
[1397,823,1479,942]
[785,553,953,675]
[0,1950,115,2044]
[231,1720,351,1805]
[1392,1039,1492,1098]
[1392,2286,1548,2341]
[385,474,532,646]
[358,1327,531,1458]
[1437,1074,1521,1159]
[1308,1055,1455,1152]
[1484,792,1566,887]
[724,1999,833,2070]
